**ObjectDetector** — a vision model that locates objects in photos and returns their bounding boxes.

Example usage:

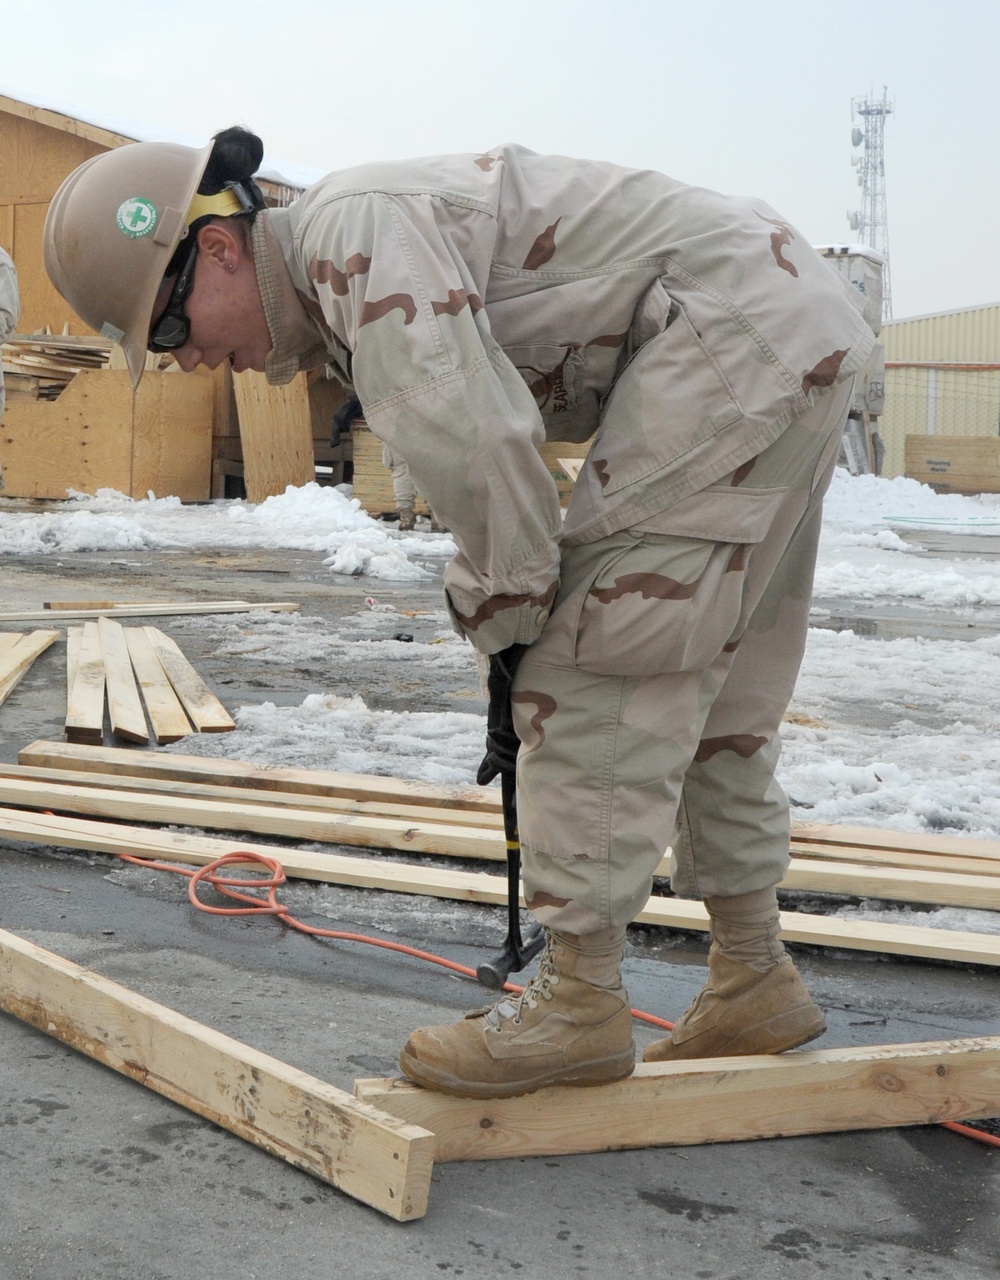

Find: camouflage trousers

[512,380,854,933]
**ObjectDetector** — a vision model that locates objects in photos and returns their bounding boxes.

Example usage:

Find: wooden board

[349,426,594,517]
[0,369,214,501]
[97,617,148,744]
[0,762,504,829]
[1,806,999,966]
[64,622,105,744]
[123,629,192,744]
[791,820,1000,862]
[142,629,235,733]
[0,628,58,706]
[18,739,502,812]
[904,434,1000,495]
[0,773,499,860]
[350,426,432,518]
[231,369,315,502]
[354,1036,1000,1162]
[0,927,434,1220]
[0,601,300,623]
[1,763,997,910]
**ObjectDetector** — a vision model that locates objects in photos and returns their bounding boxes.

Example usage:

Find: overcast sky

[3,0,996,321]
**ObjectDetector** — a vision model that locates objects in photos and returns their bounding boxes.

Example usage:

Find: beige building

[880,301,1000,481]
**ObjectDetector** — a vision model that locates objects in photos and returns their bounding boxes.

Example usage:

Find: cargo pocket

[569,486,783,677]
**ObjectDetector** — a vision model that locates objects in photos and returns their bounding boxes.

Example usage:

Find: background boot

[643,887,826,1062]
[396,506,416,531]
[399,928,635,1098]
[643,947,826,1061]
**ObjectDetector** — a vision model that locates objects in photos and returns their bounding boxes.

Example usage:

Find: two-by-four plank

[143,629,235,733]
[65,623,105,744]
[0,630,59,705]
[0,927,434,1220]
[18,739,503,812]
[123,629,192,743]
[354,1037,1000,1163]
[97,617,148,744]
[1,806,999,967]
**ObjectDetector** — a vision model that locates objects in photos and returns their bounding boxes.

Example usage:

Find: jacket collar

[252,212,337,385]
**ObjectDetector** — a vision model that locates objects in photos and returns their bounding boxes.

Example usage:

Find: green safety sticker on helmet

[116,197,159,239]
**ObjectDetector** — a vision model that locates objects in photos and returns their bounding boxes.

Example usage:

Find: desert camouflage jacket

[255,145,875,654]
[0,247,19,418]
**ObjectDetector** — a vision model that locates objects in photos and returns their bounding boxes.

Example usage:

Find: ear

[196,221,245,273]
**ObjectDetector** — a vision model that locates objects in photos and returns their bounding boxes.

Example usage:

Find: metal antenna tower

[847,87,893,320]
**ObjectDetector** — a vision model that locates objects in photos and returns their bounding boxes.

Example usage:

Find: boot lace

[485,948,562,1029]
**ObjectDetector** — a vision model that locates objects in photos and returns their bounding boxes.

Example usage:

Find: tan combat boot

[396,506,416,531]
[643,887,826,1062]
[399,928,635,1097]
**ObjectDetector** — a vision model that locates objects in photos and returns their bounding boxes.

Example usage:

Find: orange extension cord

[116,846,999,1150]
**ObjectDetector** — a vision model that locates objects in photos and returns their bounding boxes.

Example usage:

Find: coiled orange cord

[116,848,674,1027]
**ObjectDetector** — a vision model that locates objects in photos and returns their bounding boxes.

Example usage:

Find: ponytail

[199,126,265,196]
[165,126,266,276]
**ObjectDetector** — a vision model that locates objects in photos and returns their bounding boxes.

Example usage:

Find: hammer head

[476,924,545,989]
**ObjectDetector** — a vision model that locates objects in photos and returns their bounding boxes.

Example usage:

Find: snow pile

[0,483,454,580]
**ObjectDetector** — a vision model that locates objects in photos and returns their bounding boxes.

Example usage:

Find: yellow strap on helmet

[185,187,245,225]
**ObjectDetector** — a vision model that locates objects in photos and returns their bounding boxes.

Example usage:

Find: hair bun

[200,126,265,194]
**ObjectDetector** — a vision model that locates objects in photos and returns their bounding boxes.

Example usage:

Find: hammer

[476,767,545,989]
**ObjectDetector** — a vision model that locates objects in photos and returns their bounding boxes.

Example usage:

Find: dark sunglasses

[148,239,199,353]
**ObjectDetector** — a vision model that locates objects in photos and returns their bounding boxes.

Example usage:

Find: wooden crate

[350,426,592,517]
[904,435,1000,494]
[0,368,214,501]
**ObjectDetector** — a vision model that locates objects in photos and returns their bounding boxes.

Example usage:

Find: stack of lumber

[4,741,1000,967]
[2,332,112,400]
[66,621,235,746]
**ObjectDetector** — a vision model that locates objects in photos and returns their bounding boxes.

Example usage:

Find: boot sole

[398,1048,636,1099]
[643,1004,827,1063]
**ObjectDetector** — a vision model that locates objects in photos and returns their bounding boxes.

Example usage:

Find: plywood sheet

[232,369,315,502]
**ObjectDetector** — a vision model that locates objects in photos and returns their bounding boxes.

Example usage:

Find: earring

[227,261,235,272]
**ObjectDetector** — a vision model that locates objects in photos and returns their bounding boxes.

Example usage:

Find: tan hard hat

[44,139,214,388]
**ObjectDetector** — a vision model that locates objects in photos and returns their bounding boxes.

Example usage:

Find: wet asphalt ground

[0,526,998,1279]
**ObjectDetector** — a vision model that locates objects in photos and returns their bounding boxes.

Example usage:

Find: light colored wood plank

[0,774,502,860]
[354,1036,1000,1162]
[0,634,21,656]
[0,806,998,966]
[44,600,178,611]
[97,617,148,745]
[66,626,81,691]
[791,839,1000,878]
[0,762,503,830]
[0,629,58,705]
[0,369,135,498]
[780,857,1000,910]
[142,629,235,733]
[792,820,1000,862]
[17,739,502,812]
[64,622,104,744]
[131,370,214,502]
[0,927,434,1220]
[2,761,995,908]
[123,629,192,744]
[0,601,300,623]
[232,369,315,502]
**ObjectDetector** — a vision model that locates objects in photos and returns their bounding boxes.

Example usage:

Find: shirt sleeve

[298,191,562,654]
